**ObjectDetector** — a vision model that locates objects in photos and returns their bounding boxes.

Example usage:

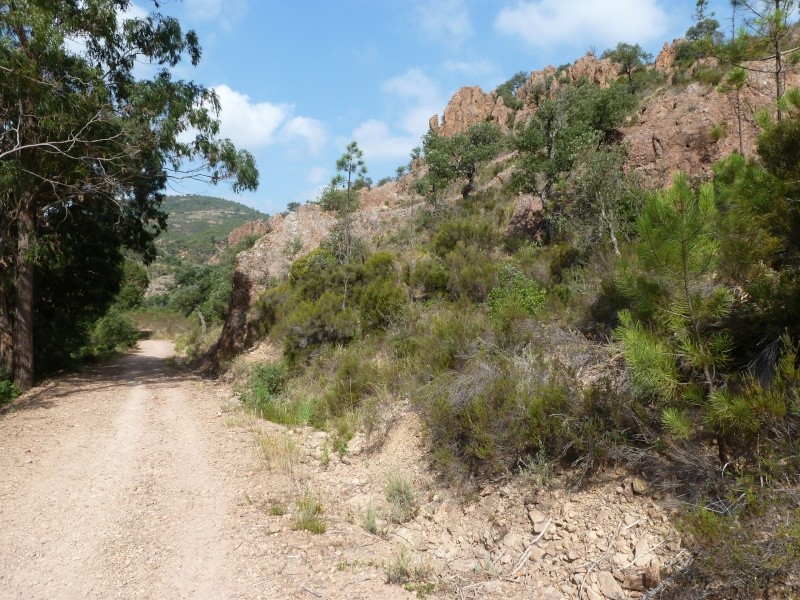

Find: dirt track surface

[0,341,252,598]
[0,340,684,600]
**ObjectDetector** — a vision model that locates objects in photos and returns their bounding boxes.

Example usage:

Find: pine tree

[616,173,733,440]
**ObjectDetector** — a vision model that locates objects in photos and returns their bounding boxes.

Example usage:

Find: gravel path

[0,341,252,599]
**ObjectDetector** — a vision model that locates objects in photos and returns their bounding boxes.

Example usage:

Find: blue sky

[146,0,734,214]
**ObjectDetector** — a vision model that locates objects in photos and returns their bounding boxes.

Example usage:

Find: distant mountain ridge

[156,194,268,264]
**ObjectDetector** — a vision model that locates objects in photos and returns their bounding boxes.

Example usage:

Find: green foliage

[293,493,326,534]
[0,377,20,406]
[325,346,380,417]
[410,256,448,297]
[677,491,800,598]
[616,173,747,451]
[444,244,498,303]
[495,71,528,111]
[693,66,724,87]
[422,122,502,200]
[488,264,546,322]
[359,277,406,330]
[512,81,636,204]
[91,309,139,353]
[601,42,653,92]
[114,259,149,310]
[385,476,418,523]
[431,215,497,256]
[167,263,233,325]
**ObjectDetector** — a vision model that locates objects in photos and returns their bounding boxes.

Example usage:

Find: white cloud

[184,0,247,30]
[443,59,494,77]
[416,0,473,45]
[353,120,420,163]
[381,69,444,138]
[495,0,669,50]
[307,166,328,185]
[213,85,290,149]
[353,68,446,164]
[282,117,327,156]
[211,85,326,157]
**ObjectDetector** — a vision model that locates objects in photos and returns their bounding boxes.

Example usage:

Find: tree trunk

[14,197,35,390]
[735,87,744,156]
[0,280,13,377]
[774,0,784,121]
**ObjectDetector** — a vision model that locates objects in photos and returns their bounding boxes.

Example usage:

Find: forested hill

[156,195,267,264]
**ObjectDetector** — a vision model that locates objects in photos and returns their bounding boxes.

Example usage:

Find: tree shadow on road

[3,343,199,415]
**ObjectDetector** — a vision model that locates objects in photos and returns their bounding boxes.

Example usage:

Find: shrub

[488,264,546,321]
[0,377,20,406]
[251,361,288,397]
[243,362,317,425]
[256,432,299,478]
[358,277,406,330]
[675,489,800,598]
[444,243,498,302]
[385,476,418,523]
[91,309,139,353]
[431,215,496,257]
[409,305,486,380]
[293,492,325,534]
[281,292,358,362]
[361,504,379,535]
[325,347,379,417]
[289,248,343,302]
[410,256,448,297]
[693,66,724,87]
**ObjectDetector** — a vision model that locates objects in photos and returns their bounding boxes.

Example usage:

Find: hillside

[155,195,268,265]
[199,31,800,599]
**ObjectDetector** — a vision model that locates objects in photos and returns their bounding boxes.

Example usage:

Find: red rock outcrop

[430,86,512,136]
[624,63,799,188]
[655,41,679,72]
[506,195,546,243]
[227,220,271,247]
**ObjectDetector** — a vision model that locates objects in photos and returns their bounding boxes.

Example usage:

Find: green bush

[91,309,139,353]
[358,277,406,330]
[409,305,486,381]
[325,346,380,417]
[281,292,358,362]
[488,264,546,321]
[385,476,418,523]
[444,244,498,302]
[243,361,319,426]
[0,377,20,406]
[431,215,496,257]
[693,66,724,87]
[410,256,448,297]
[675,490,800,598]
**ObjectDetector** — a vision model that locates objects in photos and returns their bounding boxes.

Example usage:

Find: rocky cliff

[429,46,798,188]
[206,181,423,362]
[210,44,798,364]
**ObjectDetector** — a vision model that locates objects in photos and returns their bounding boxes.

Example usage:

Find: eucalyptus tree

[0,0,258,388]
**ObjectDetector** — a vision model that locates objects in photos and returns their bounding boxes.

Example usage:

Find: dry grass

[256,431,299,480]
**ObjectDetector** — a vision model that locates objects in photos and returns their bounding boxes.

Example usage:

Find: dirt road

[0,340,683,600]
[0,340,261,599]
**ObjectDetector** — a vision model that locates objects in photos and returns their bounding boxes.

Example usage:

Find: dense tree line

[0,0,257,388]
